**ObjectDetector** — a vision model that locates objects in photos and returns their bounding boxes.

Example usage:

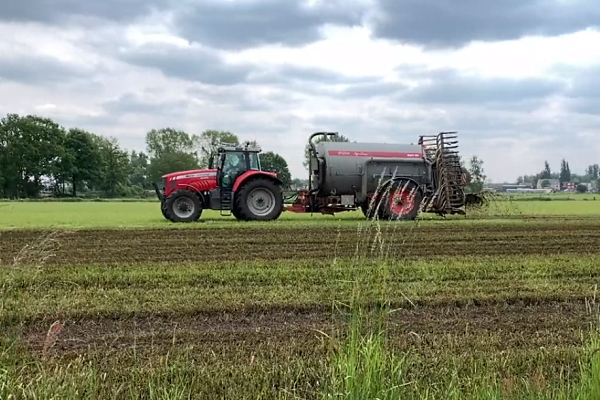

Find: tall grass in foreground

[3,181,600,399]
[319,177,600,400]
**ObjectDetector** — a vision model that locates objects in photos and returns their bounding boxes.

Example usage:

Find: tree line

[517,159,600,191]
[0,113,295,199]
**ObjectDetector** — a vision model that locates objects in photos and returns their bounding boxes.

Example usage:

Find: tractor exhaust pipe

[307,132,338,214]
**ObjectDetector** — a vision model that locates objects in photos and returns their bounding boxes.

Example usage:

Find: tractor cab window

[249,152,260,171]
[221,151,248,188]
[209,153,220,169]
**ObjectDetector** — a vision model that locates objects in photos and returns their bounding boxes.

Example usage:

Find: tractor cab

[156,142,284,223]
[212,144,262,189]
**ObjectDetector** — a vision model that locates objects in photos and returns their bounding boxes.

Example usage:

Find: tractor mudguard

[232,170,282,192]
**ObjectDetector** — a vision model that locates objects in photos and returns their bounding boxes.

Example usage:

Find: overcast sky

[1,0,599,182]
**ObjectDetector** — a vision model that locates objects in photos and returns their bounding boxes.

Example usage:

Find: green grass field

[2,196,600,399]
[0,194,599,229]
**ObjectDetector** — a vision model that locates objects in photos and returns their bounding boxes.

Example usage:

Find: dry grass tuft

[11,230,67,269]
[42,320,65,359]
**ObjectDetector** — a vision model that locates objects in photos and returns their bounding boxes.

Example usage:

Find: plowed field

[2,217,600,399]
[1,220,599,266]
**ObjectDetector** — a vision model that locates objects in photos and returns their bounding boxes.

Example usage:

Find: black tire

[234,178,283,221]
[231,203,245,220]
[361,201,378,219]
[163,189,202,222]
[381,180,422,221]
[160,201,168,219]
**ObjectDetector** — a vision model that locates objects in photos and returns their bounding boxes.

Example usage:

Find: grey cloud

[249,65,375,85]
[246,65,378,96]
[338,81,408,98]
[396,69,566,109]
[0,0,165,25]
[568,99,600,115]
[0,54,93,85]
[1,0,367,49]
[372,0,600,49]
[325,67,565,109]
[558,64,600,115]
[118,42,376,89]
[173,0,366,50]
[117,44,253,85]
[101,92,189,117]
[186,84,307,114]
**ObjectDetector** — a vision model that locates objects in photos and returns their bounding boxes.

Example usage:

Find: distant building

[506,188,552,194]
[485,183,534,192]
[536,179,560,191]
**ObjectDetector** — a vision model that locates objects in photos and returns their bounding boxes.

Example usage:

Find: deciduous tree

[259,151,292,189]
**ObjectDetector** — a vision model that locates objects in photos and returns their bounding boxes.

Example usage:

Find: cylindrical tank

[313,141,427,197]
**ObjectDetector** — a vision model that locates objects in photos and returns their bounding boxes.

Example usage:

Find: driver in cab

[222,154,244,187]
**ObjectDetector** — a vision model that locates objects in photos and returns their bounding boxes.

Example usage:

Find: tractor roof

[218,144,261,153]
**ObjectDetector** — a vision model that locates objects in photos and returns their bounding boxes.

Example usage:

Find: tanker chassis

[285,131,476,220]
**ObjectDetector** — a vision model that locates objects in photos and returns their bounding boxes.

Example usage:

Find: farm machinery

[153,131,482,222]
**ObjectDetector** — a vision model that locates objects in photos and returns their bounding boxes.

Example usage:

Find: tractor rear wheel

[382,180,422,221]
[234,178,283,221]
[163,189,202,222]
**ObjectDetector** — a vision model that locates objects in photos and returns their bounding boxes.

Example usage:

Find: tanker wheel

[163,189,202,222]
[382,180,422,221]
[361,201,378,219]
[234,178,283,221]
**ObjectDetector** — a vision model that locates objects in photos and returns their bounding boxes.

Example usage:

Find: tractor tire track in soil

[22,301,593,355]
[1,221,599,266]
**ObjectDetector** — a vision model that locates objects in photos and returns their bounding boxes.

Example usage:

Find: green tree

[146,128,197,159]
[147,152,199,182]
[577,184,588,193]
[559,159,571,184]
[195,130,239,167]
[540,161,552,179]
[61,128,103,197]
[145,128,200,182]
[129,150,150,188]
[259,151,292,189]
[0,113,65,197]
[586,164,599,180]
[303,133,350,170]
[466,155,486,192]
[97,137,130,197]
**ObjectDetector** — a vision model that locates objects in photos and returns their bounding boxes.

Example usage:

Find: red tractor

[153,143,284,222]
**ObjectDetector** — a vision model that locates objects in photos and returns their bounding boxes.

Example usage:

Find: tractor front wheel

[163,189,202,222]
[234,179,283,221]
[160,201,168,219]
[382,180,422,221]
